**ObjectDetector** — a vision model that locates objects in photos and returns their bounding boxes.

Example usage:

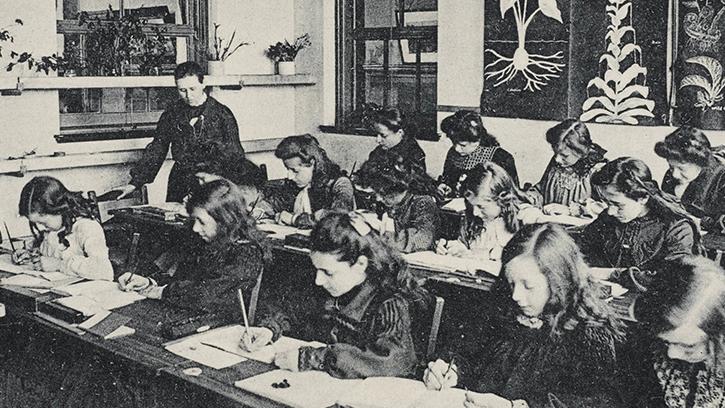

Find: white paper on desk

[235,369,361,408]
[52,280,144,310]
[339,377,428,408]
[404,251,500,276]
[412,387,468,408]
[0,274,82,288]
[55,295,106,316]
[545,214,593,227]
[24,270,74,282]
[441,198,466,213]
[165,340,246,370]
[192,325,325,364]
[0,254,35,275]
[52,280,119,296]
[599,280,629,298]
[256,223,311,239]
[78,310,112,329]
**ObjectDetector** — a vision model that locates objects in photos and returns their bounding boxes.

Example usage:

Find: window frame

[54,0,207,142]
[334,0,438,139]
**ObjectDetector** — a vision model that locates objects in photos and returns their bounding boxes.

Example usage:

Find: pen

[237,288,251,341]
[4,222,17,253]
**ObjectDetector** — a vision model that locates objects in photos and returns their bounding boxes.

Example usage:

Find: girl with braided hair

[16,176,113,281]
[579,157,700,290]
[436,162,545,270]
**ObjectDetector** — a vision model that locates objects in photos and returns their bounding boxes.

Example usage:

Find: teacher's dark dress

[130,97,245,202]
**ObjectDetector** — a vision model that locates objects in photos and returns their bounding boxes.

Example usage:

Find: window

[336,0,438,140]
[55,0,206,142]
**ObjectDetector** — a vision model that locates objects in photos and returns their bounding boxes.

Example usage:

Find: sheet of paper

[0,254,35,275]
[412,387,468,408]
[235,369,361,408]
[190,325,325,364]
[545,214,593,227]
[256,223,311,239]
[104,325,135,339]
[78,310,112,330]
[55,295,106,316]
[52,280,119,297]
[0,274,82,288]
[25,270,75,282]
[599,280,629,298]
[441,198,466,213]
[404,251,500,276]
[339,377,428,408]
[165,340,247,369]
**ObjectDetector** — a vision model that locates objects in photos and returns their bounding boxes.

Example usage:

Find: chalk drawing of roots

[485,0,566,92]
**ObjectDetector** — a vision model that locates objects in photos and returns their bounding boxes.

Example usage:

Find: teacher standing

[112,61,245,202]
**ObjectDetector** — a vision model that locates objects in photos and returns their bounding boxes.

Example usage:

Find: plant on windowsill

[206,22,250,76]
[265,33,311,75]
[77,5,170,76]
[1,18,65,75]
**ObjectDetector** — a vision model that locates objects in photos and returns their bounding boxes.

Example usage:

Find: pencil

[237,288,251,339]
[4,222,16,253]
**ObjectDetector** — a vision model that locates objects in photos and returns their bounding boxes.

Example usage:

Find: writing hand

[543,203,570,216]
[273,347,300,372]
[435,239,448,255]
[437,183,453,198]
[423,359,458,390]
[464,392,512,408]
[117,272,151,292]
[239,327,274,352]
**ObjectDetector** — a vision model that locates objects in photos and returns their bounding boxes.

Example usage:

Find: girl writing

[438,110,518,198]
[364,106,427,172]
[16,176,113,281]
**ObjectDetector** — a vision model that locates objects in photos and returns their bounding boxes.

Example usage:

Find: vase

[277,61,296,76]
[207,60,225,76]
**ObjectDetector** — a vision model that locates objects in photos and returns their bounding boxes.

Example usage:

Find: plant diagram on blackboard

[579,0,655,125]
[484,0,566,92]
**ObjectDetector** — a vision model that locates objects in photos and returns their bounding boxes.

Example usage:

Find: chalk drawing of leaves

[539,0,563,23]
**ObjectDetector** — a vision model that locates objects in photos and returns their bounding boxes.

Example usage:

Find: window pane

[123,0,186,24]
[60,0,121,19]
[362,0,436,28]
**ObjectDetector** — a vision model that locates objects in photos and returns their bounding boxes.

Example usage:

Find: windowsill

[0,74,316,92]
[0,137,286,175]
[318,125,441,141]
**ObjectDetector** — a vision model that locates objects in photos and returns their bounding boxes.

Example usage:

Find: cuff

[298,346,329,372]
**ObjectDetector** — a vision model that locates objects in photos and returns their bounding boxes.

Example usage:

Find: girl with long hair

[272,134,355,228]
[655,126,725,234]
[355,156,439,253]
[438,110,519,198]
[17,176,113,281]
[119,178,270,319]
[579,157,700,290]
[529,119,608,217]
[436,162,544,268]
[244,211,431,379]
[425,223,626,408]
[634,256,724,407]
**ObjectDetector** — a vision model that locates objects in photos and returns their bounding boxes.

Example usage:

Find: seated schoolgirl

[633,256,724,408]
[243,211,431,379]
[579,157,700,290]
[119,179,269,319]
[271,134,355,228]
[355,157,439,253]
[424,223,626,408]
[436,162,543,266]
[529,119,608,217]
[655,126,725,234]
[16,176,113,281]
[438,110,518,198]
[363,105,427,172]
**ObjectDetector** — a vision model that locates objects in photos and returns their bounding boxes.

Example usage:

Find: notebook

[0,274,83,288]
[236,373,468,408]
[52,280,144,310]
[404,251,501,276]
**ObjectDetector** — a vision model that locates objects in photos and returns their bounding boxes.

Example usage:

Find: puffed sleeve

[492,148,520,188]
[439,148,458,190]
[578,215,609,267]
[59,220,113,281]
[662,218,697,260]
[298,296,418,379]
[385,196,439,253]
[130,110,174,187]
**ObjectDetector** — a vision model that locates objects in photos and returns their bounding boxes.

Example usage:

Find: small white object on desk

[441,198,467,213]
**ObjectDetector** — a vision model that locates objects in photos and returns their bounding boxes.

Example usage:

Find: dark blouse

[266,176,356,228]
[367,135,427,172]
[130,97,245,202]
[157,239,265,319]
[383,193,440,253]
[579,211,698,288]
[464,319,625,408]
[259,280,426,379]
[662,157,725,233]
[440,145,519,193]
[532,155,605,207]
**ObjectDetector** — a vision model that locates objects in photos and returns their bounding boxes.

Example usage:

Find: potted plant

[207,23,250,76]
[265,33,311,75]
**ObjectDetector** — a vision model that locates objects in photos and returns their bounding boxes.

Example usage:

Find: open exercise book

[51,280,145,316]
[164,324,325,370]
[235,370,468,408]
[404,251,501,276]
[0,254,83,288]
